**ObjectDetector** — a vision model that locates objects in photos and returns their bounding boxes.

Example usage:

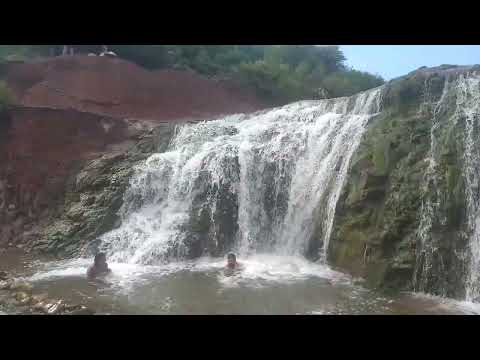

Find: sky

[340,45,480,80]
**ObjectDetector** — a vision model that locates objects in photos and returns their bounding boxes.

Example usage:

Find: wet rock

[0,280,12,290]
[0,271,8,280]
[65,305,95,315]
[33,299,65,314]
[46,300,65,314]
[37,126,176,257]
[9,279,33,291]
[83,196,96,207]
[14,291,32,305]
[33,301,49,313]
[327,69,476,297]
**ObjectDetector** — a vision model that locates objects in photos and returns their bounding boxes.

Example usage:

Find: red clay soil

[2,107,128,193]
[5,55,267,122]
[0,108,132,245]
[0,55,267,246]
[1,55,267,199]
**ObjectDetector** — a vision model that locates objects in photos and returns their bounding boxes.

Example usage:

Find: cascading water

[413,76,453,294]
[414,71,480,301]
[99,88,383,265]
[459,75,480,301]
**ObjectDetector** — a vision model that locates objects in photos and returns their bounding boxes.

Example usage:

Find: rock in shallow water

[46,300,65,314]
[65,306,95,315]
[0,280,10,290]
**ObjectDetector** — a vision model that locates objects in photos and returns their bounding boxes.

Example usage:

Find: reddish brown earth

[4,55,265,121]
[0,55,268,247]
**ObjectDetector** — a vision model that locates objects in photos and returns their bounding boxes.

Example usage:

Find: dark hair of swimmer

[94,252,107,266]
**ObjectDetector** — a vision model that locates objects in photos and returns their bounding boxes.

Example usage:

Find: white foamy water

[20,253,475,314]
[410,292,480,315]
[28,254,347,290]
[213,254,350,288]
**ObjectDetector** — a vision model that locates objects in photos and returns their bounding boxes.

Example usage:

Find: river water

[2,250,480,315]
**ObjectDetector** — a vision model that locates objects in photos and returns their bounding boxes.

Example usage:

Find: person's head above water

[94,252,107,267]
[227,253,237,269]
[87,252,111,279]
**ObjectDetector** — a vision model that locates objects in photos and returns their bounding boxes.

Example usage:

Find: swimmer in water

[87,252,111,280]
[224,253,243,276]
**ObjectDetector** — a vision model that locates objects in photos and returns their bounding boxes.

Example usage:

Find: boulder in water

[32,300,65,315]
[33,301,50,313]
[64,305,95,315]
[0,280,11,290]
[47,300,65,314]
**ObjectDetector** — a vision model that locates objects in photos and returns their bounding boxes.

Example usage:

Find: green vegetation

[0,45,384,104]
[0,45,49,64]
[0,80,12,109]
[109,45,384,104]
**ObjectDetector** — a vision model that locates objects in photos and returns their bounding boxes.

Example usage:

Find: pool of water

[2,250,480,315]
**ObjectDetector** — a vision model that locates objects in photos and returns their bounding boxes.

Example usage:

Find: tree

[322,69,384,98]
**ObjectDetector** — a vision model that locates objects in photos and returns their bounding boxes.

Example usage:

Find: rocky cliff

[328,65,480,298]
[0,55,267,254]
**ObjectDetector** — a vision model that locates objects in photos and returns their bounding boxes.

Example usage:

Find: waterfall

[99,88,383,265]
[413,77,453,294]
[460,75,480,301]
[414,72,480,300]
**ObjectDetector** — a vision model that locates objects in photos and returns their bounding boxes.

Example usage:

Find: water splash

[100,88,383,265]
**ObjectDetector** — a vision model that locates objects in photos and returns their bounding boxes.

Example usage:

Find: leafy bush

[322,70,385,98]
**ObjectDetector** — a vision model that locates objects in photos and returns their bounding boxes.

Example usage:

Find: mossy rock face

[35,124,176,257]
[327,69,475,297]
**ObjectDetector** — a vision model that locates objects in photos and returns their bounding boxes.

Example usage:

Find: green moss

[372,138,389,175]
[0,81,12,109]
[445,164,465,228]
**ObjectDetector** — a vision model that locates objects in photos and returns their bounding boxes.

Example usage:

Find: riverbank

[0,249,94,314]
